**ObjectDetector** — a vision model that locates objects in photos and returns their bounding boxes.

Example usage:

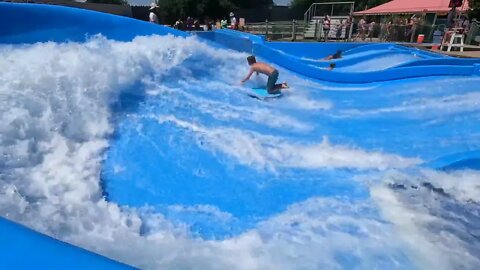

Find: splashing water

[0,34,479,269]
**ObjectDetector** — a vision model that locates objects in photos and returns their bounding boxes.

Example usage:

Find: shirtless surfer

[241,56,288,94]
[324,50,342,60]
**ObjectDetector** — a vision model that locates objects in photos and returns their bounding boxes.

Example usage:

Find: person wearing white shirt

[229,12,237,29]
[149,3,159,24]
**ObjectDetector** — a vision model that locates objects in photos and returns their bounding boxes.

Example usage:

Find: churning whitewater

[0,35,479,269]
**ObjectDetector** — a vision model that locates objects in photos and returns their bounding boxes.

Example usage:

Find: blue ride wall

[1,2,479,268]
[198,29,480,83]
[0,218,134,269]
[0,3,188,268]
[196,29,480,167]
[0,2,186,44]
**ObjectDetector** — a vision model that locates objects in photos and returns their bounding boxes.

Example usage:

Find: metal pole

[348,18,353,41]
[410,26,416,43]
[317,21,323,42]
[292,20,297,41]
[314,19,318,40]
[349,3,354,41]
[265,19,269,40]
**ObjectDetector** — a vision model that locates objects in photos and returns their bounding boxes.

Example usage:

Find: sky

[128,0,292,7]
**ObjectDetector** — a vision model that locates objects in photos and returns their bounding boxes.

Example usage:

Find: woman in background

[322,15,331,42]
[149,3,159,24]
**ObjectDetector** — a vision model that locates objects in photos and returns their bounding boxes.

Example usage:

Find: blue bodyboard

[248,88,283,100]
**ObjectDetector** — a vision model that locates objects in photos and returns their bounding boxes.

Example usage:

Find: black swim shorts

[266,70,279,94]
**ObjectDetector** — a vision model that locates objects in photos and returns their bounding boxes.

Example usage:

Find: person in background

[234,18,240,31]
[446,8,456,29]
[174,19,185,30]
[336,19,344,40]
[355,17,366,41]
[458,14,470,35]
[322,15,331,41]
[186,17,194,30]
[208,19,215,31]
[323,50,342,60]
[367,21,376,41]
[326,63,336,70]
[384,20,393,41]
[241,56,288,94]
[221,18,228,29]
[379,19,386,41]
[149,3,159,24]
[229,12,237,29]
[344,15,352,41]
[194,19,201,31]
[406,15,418,42]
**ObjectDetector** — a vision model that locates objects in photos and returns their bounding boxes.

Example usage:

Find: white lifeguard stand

[441,28,465,52]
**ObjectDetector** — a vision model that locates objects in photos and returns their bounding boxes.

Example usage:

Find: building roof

[354,0,470,15]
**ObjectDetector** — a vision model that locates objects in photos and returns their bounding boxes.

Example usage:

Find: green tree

[230,0,273,9]
[158,0,273,24]
[469,0,480,19]
[86,0,127,5]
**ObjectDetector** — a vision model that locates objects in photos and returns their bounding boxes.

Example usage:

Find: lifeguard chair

[440,28,465,52]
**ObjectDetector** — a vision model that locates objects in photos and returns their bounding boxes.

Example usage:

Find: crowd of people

[148,4,242,32]
[319,13,471,43]
[172,12,242,31]
[317,15,418,42]
[148,2,472,46]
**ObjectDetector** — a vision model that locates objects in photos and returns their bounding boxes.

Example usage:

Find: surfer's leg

[273,81,288,91]
[273,83,286,91]
[267,70,280,94]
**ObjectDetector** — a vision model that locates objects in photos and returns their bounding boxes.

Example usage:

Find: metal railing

[244,20,305,41]
[347,22,437,43]
[243,19,478,46]
[466,19,480,45]
[347,22,452,45]
[304,2,355,27]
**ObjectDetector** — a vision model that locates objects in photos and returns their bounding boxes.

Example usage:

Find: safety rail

[244,20,305,41]
[304,2,355,28]
[466,19,480,45]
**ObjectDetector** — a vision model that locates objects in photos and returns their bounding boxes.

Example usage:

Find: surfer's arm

[241,69,254,83]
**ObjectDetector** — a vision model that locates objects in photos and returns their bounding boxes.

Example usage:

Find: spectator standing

[194,19,201,31]
[344,16,352,41]
[149,3,159,24]
[336,19,344,40]
[221,18,228,29]
[355,17,366,41]
[458,14,470,34]
[368,21,376,41]
[322,15,331,41]
[379,19,386,41]
[186,17,194,30]
[385,20,393,41]
[406,16,417,42]
[174,19,185,30]
[229,12,237,29]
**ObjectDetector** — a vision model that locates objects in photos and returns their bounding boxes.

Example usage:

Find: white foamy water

[152,114,421,170]
[371,169,480,270]
[342,91,480,118]
[0,34,479,270]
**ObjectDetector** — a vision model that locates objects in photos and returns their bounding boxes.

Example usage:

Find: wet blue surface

[1,3,480,269]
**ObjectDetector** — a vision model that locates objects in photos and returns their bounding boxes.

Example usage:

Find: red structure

[354,0,469,15]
